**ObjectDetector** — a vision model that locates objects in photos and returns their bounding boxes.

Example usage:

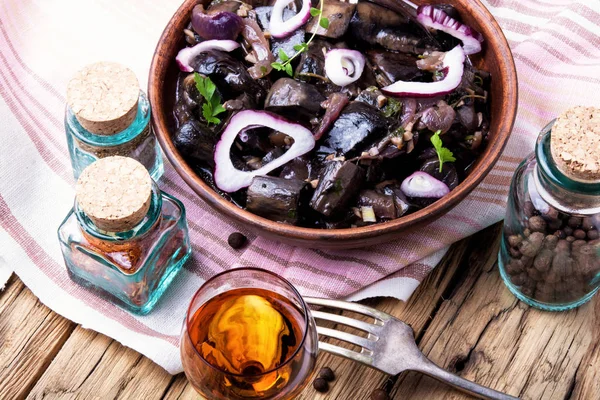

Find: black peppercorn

[228,232,247,249]
[318,367,335,382]
[588,230,599,240]
[573,229,587,240]
[528,216,547,233]
[563,226,573,236]
[567,217,582,228]
[313,378,329,393]
[582,217,595,231]
[371,389,390,400]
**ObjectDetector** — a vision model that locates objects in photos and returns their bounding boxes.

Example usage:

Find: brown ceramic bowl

[149,0,517,249]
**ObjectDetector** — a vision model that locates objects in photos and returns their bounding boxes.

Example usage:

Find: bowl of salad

[149,0,517,248]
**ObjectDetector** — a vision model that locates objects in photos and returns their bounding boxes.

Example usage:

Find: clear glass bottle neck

[75,182,162,241]
[534,120,600,215]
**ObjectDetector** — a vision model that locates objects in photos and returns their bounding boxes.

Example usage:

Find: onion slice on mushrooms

[381,45,465,98]
[214,110,316,192]
[269,0,311,39]
[416,5,484,55]
[401,171,450,198]
[324,49,366,87]
[176,40,240,72]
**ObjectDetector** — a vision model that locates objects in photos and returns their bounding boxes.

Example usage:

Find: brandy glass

[180,268,319,399]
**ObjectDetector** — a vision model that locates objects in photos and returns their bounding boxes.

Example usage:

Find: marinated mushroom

[173,0,491,228]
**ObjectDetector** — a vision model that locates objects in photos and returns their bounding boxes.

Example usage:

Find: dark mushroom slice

[366,50,430,84]
[246,176,309,224]
[419,158,459,190]
[349,2,438,54]
[310,160,365,217]
[271,29,306,63]
[295,39,332,81]
[174,73,204,125]
[206,1,241,15]
[314,92,350,140]
[254,6,297,31]
[265,78,326,120]
[280,156,312,181]
[322,101,388,157]
[305,0,355,39]
[382,184,412,217]
[357,190,396,220]
[189,49,266,104]
[173,119,217,167]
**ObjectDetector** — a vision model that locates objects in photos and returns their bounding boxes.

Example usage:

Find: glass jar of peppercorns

[499,107,600,311]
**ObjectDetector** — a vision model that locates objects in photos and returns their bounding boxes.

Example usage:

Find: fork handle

[412,360,520,400]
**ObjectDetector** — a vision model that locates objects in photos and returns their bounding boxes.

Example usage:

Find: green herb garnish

[430,130,456,173]
[194,73,226,126]
[382,98,402,118]
[270,1,329,77]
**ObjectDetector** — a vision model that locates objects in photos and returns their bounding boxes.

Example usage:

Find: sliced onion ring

[401,171,450,198]
[269,0,311,39]
[324,49,366,87]
[382,45,465,98]
[176,40,240,72]
[417,5,484,55]
[214,110,315,192]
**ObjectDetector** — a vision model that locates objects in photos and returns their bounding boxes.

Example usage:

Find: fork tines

[304,297,386,365]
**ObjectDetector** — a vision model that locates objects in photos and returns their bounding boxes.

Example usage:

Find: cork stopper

[67,62,140,135]
[76,156,152,232]
[551,106,600,182]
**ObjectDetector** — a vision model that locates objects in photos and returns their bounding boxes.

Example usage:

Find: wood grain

[392,226,599,400]
[27,326,173,399]
[0,276,76,400]
[1,224,598,399]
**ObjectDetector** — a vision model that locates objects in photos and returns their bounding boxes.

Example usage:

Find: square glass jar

[57,184,191,314]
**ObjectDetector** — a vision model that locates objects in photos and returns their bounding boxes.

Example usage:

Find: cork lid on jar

[67,62,140,135]
[76,156,152,232]
[551,106,600,182]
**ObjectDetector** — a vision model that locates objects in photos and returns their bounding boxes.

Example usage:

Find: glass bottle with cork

[57,156,191,314]
[499,106,600,311]
[65,62,163,181]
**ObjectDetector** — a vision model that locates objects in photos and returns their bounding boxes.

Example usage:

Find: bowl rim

[149,0,518,243]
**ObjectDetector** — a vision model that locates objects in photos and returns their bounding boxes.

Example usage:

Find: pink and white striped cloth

[1,0,599,374]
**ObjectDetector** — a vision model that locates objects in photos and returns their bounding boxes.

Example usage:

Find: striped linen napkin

[1,0,599,374]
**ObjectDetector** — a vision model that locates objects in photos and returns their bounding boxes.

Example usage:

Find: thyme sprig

[271,2,329,77]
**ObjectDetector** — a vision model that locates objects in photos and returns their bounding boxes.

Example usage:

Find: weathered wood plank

[0,276,76,400]
[392,224,599,400]
[161,231,473,400]
[27,326,173,399]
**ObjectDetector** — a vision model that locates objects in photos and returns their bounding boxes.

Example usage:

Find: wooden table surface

[1,223,598,400]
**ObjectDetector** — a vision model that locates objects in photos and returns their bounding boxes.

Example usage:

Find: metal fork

[304,297,519,400]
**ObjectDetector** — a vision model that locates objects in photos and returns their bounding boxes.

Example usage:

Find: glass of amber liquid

[181,268,319,399]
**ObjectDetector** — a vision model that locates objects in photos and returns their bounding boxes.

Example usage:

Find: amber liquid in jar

[187,288,304,397]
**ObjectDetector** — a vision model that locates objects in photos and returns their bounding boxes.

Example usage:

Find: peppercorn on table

[1,223,598,399]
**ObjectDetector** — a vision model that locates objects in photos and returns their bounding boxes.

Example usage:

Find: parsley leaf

[310,7,321,16]
[194,73,225,126]
[271,62,284,71]
[430,130,456,172]
[319,17,330,29]
[284,63,293,77]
